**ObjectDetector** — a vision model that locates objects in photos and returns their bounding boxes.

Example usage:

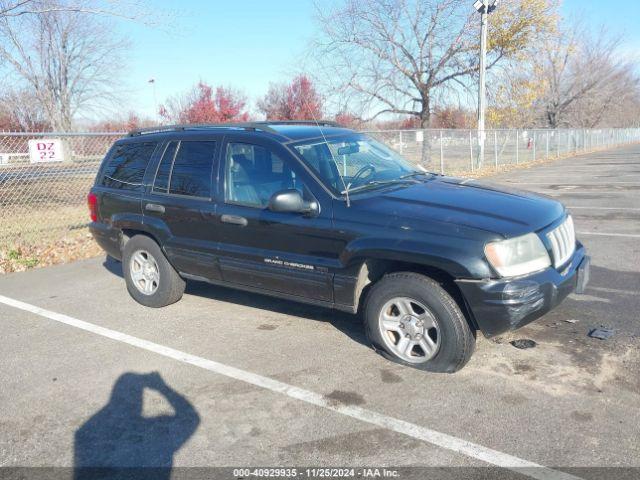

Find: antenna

[299,93,351,207]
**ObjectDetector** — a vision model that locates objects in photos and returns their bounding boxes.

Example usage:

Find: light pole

[473,0,498,169]
[148,78,158,123]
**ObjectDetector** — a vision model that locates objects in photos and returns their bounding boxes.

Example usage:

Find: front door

[215,137,339,302]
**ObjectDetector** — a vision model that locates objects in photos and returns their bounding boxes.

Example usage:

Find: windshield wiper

[340,171,435,195]
[341,177,415,195]
[398,171,436,179]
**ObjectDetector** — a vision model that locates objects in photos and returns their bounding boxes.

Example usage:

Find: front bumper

[456,244,590,337]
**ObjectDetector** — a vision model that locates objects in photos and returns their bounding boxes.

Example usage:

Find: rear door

[143,138,222,280]
[214,136,339,302]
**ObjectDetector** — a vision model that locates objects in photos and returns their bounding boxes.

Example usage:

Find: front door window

[224,142,309,208]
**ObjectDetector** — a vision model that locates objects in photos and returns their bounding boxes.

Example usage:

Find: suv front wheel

[363,272,475,373]
[123,234,186,308]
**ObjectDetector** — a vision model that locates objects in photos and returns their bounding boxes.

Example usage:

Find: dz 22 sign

[28,139,66,163]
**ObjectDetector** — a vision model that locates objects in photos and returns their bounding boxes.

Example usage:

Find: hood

[351,176,565,238]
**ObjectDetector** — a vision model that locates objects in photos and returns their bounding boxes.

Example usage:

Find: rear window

[152,141,217,198]
[101,142,157,190]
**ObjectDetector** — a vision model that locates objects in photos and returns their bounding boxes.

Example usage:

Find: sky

[117,0,316,120]
[115,0,640,120]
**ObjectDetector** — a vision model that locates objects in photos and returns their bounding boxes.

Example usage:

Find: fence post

[533,131,536,162]
[494,130,498,168]
[545,131,549,159]
[578,129,581,151]
[515,129,519,164]
[439,130,444,175]
[469,130,473,171]
[399,130,403,154]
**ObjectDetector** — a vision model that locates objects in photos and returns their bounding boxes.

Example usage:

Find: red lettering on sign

[36,142,54,151]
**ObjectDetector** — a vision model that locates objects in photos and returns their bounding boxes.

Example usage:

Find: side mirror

[268,189,319,216]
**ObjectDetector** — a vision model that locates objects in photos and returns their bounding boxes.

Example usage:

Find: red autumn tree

[432,107,473,129]
[160,82,250,124]
[258,75,323,120]
[334,111,363,129]
[91,112,149,132]
[399,117,422,129]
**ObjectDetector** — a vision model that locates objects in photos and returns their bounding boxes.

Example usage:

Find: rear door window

[101,142,158,191]
[153,141,178,193]
[151,141,217,198]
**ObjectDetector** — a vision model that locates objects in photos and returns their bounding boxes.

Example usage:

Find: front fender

[340,235,493,279]
[332,235,494,310]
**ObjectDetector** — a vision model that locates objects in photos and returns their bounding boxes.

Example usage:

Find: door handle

[221,214,248,226]
[145,203,165,214]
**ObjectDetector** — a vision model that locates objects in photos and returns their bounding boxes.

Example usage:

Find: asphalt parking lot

[1,145,639,479]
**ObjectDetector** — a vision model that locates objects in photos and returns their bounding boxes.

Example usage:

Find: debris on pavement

[564,319,579,324]
[588,328,615,340]
[510,339,537,349]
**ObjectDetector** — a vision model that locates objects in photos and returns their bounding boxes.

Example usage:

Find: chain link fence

[1,128,639,253]
[0,132,122,250]
[366,128,640,173]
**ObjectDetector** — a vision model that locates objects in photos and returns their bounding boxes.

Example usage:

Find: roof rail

[127,120,343,137]
[127,123,279,137]
[251,120,342,128]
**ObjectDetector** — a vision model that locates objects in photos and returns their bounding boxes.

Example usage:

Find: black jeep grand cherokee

[89,121,590,372]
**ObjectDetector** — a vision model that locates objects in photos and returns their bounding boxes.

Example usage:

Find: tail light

[87,192,98,222]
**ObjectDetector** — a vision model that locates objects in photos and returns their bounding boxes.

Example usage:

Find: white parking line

[577,231,640,238]
[546,191,636,195]
[0,294,580,480]
[568,293,610,303]
[589,286,639,296]
[504,182,640,185]
[567,206,640,211]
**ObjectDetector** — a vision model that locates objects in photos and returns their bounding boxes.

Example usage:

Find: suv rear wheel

[363,272,475,373]
[123,235,185,307]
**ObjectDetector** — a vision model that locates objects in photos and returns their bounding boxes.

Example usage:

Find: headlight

[484,233,550,277]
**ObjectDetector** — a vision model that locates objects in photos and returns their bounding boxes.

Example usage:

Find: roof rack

[127,120,343,137]
[128,123,274,137]
[252,120,341,128]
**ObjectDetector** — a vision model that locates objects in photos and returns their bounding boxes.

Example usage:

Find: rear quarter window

[100,142,158,191]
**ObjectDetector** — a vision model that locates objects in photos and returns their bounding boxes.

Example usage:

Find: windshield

[292,134,420,195]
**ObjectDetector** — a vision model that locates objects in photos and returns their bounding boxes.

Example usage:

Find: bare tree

[540,24,640,128]
[310,0,556,164]
[0,0,153,21]
[0,87,50,130]
[566,65,640,128]
[0,3,129,131]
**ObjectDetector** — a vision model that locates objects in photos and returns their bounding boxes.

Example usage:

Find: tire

[363,272,475,373]
[122,234,185,308]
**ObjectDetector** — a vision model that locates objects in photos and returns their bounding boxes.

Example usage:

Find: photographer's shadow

[74,372,200,480]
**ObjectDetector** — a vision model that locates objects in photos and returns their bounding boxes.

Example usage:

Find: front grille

[547,216,576,268]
